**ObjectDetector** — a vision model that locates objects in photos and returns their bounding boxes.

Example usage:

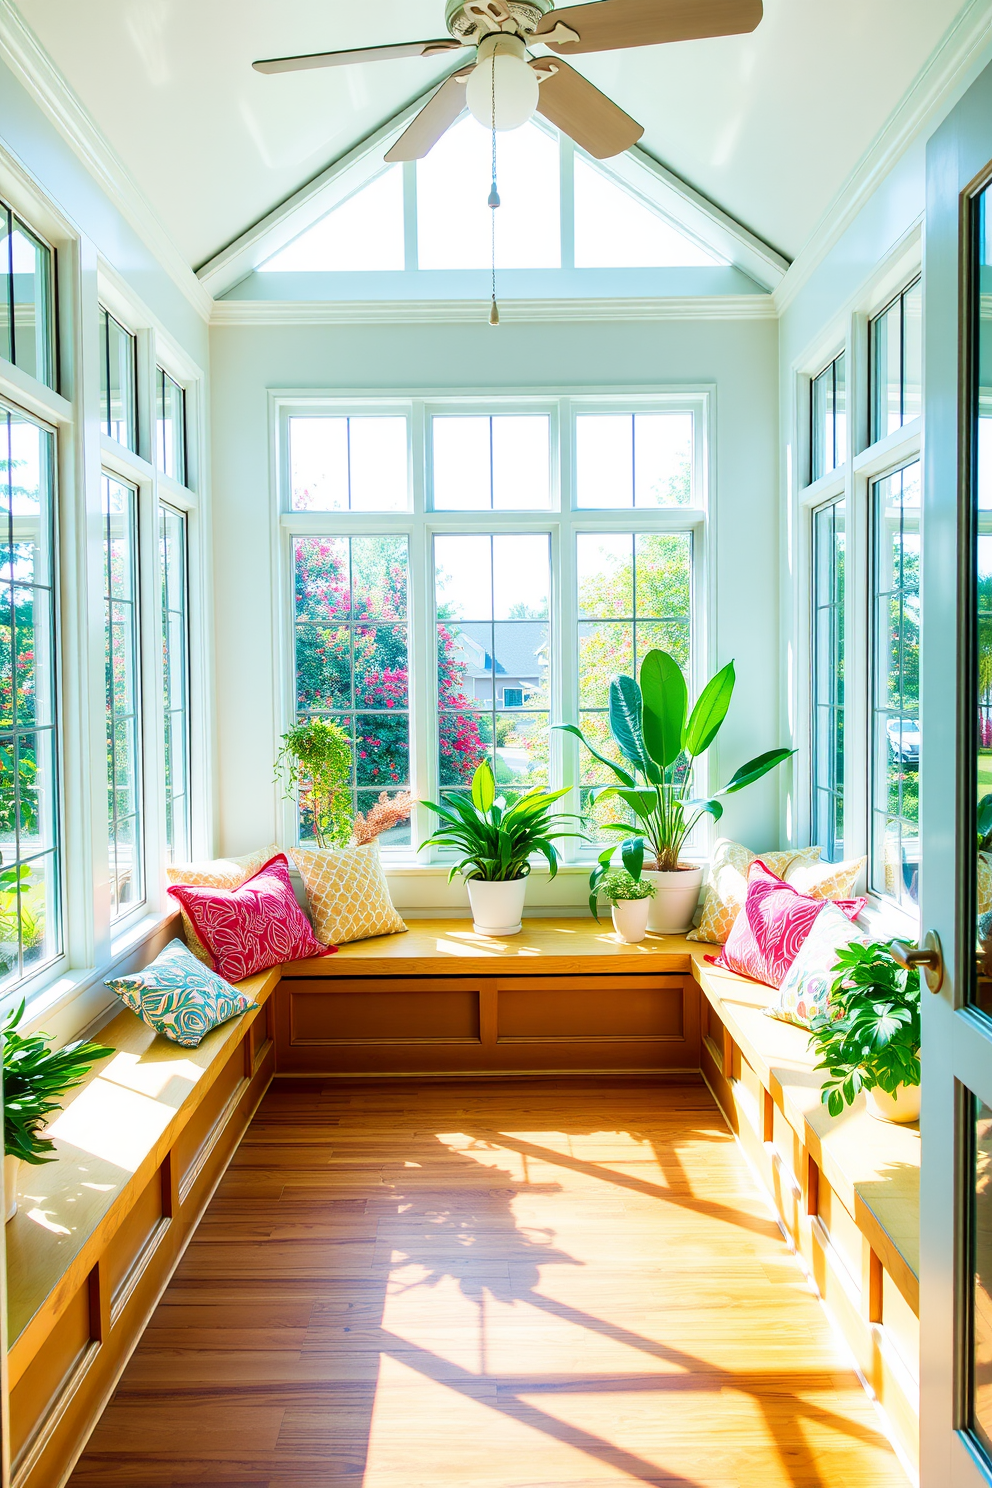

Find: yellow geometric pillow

[783,855,867,900]
[686,839,824,945]
[167,844,280,964]
[290,844,407,946]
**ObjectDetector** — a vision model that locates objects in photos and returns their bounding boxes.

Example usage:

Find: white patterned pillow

[106,939,258,1048]
[766,902,867,1029]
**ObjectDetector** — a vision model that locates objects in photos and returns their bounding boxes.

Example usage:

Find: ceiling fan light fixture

[465,33,539,131]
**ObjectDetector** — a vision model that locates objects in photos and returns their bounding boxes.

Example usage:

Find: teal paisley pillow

[105,939,258,1047]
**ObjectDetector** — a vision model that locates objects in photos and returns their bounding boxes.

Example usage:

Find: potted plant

[559,649,794,934]
[807,941,921,1124]
[420,761,585,935]
[3,1001,113,1221]
[276,718,353,848]
[599,870,657,944]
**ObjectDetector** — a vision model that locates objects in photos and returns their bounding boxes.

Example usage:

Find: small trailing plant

[599,868,657,903]
[276,718,353,849]
[588,836,651,920]
[807,941,921,1118]
[353,791,415,845]
[3,1002,113,1165]
[420,761,585,883]
[559,648,794,872]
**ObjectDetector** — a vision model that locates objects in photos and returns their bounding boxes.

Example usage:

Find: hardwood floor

[68,1078,908,1488]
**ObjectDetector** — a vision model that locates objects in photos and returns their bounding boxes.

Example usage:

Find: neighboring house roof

[451,622,547,682]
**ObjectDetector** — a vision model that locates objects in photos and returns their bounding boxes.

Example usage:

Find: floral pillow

[767,901,868,1028]
[167,853,334,982]
[167,844,281,964]
[712,859,866,989]
[106,938,258,1048]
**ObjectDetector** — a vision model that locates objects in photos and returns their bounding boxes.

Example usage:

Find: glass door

[921,62,992,1486]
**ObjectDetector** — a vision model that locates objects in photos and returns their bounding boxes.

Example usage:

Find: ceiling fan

[253,0,763,164]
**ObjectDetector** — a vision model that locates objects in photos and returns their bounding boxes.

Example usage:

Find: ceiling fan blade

[253,39,463,75]
[531,59,643,158]
[532,0,762,54]
[384,69,474,162]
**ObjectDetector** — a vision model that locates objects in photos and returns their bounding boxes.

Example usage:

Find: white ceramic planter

[466,878,527,936]
[4,1154,19,1223]
[866,1083,921,1124]
[611,898,651,944]
[642,866,704,935]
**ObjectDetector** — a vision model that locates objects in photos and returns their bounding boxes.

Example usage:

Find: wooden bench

[6,919,920,1485]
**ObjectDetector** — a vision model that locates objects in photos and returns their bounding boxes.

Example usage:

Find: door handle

[889,929,944,993]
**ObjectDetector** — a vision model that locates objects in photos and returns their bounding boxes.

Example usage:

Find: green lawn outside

[981,752,992,794]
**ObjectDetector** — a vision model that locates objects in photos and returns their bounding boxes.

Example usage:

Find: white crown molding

[774,0,992,316]
[210,294,775,326]
[0,0,212,323]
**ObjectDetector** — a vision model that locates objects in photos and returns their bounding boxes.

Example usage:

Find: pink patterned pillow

[713,859,866,989]
[167,853,334,982]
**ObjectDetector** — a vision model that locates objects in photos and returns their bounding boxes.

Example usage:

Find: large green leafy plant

[276,718,353,848]
[807,942,921,1117]
[3,1002,113,1164]
[560,648,794,873]
[420,761,585,882]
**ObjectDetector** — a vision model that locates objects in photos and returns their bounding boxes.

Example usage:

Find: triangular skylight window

[417,115,560,270]
[261,166,404,272]
[574,156,724,268]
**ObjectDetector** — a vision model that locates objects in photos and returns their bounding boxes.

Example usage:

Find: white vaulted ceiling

[11,0,978,270]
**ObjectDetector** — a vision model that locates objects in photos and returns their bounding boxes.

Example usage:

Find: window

[0,203,55,389]
[577,531,692,830]
[870,277,922,443]
[289,416,408,512]
[810,352,846,483]
[435,533,550,793]
[157,368,187,485]
[811,500,845,862]
[103,474,143,917]
[293,534,412,845]
[0,403,61,988]
[871,461,920,909]
[576,413,693,507]
[99,308,137,452]
[573,157,722,269]
[432,414,550,510]
[261,168,405,272]
[160,505,190,864]
[284,396,703,856]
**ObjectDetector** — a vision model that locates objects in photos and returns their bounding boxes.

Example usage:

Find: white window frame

[794,234,923,924]
[275,385,711,868]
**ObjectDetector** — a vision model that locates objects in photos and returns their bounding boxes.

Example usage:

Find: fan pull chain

[489,60,500,326]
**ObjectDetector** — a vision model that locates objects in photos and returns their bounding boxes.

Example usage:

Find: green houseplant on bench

[2,1001,113,1220]
[420,760,585,935]
[807,941,921,1124]
[559,648,794,934]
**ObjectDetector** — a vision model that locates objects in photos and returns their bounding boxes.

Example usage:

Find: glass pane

[576,415,633,507]
[0,208,10,366]
[418,116,560,270]
[434,534,551,796]
[971,1096,992,1462]
[492,416,550,510]
[157,369,186,484]
[102,309,137,451]
[574,156,722,269]
[348,418,407,511]
[810,365,829,482]
[833,351,847,468]
[577,533,634,618]
[290,418,348,511]
[292,536,411,845]
[871,299,902,443]
[261,167,404,272]
[160,505,190,864]
[903,279,922,424]
[976,186,992,1015]
[104,474,143,915]
[634,414,693,506]
[433,417,491,510]
[870,464,920,909]
[812,500,846,861]
[289,416,407,512]
[579,623,633,707]
[9,219,53,388]
[0,405,60,988]
[635,533,692,619]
